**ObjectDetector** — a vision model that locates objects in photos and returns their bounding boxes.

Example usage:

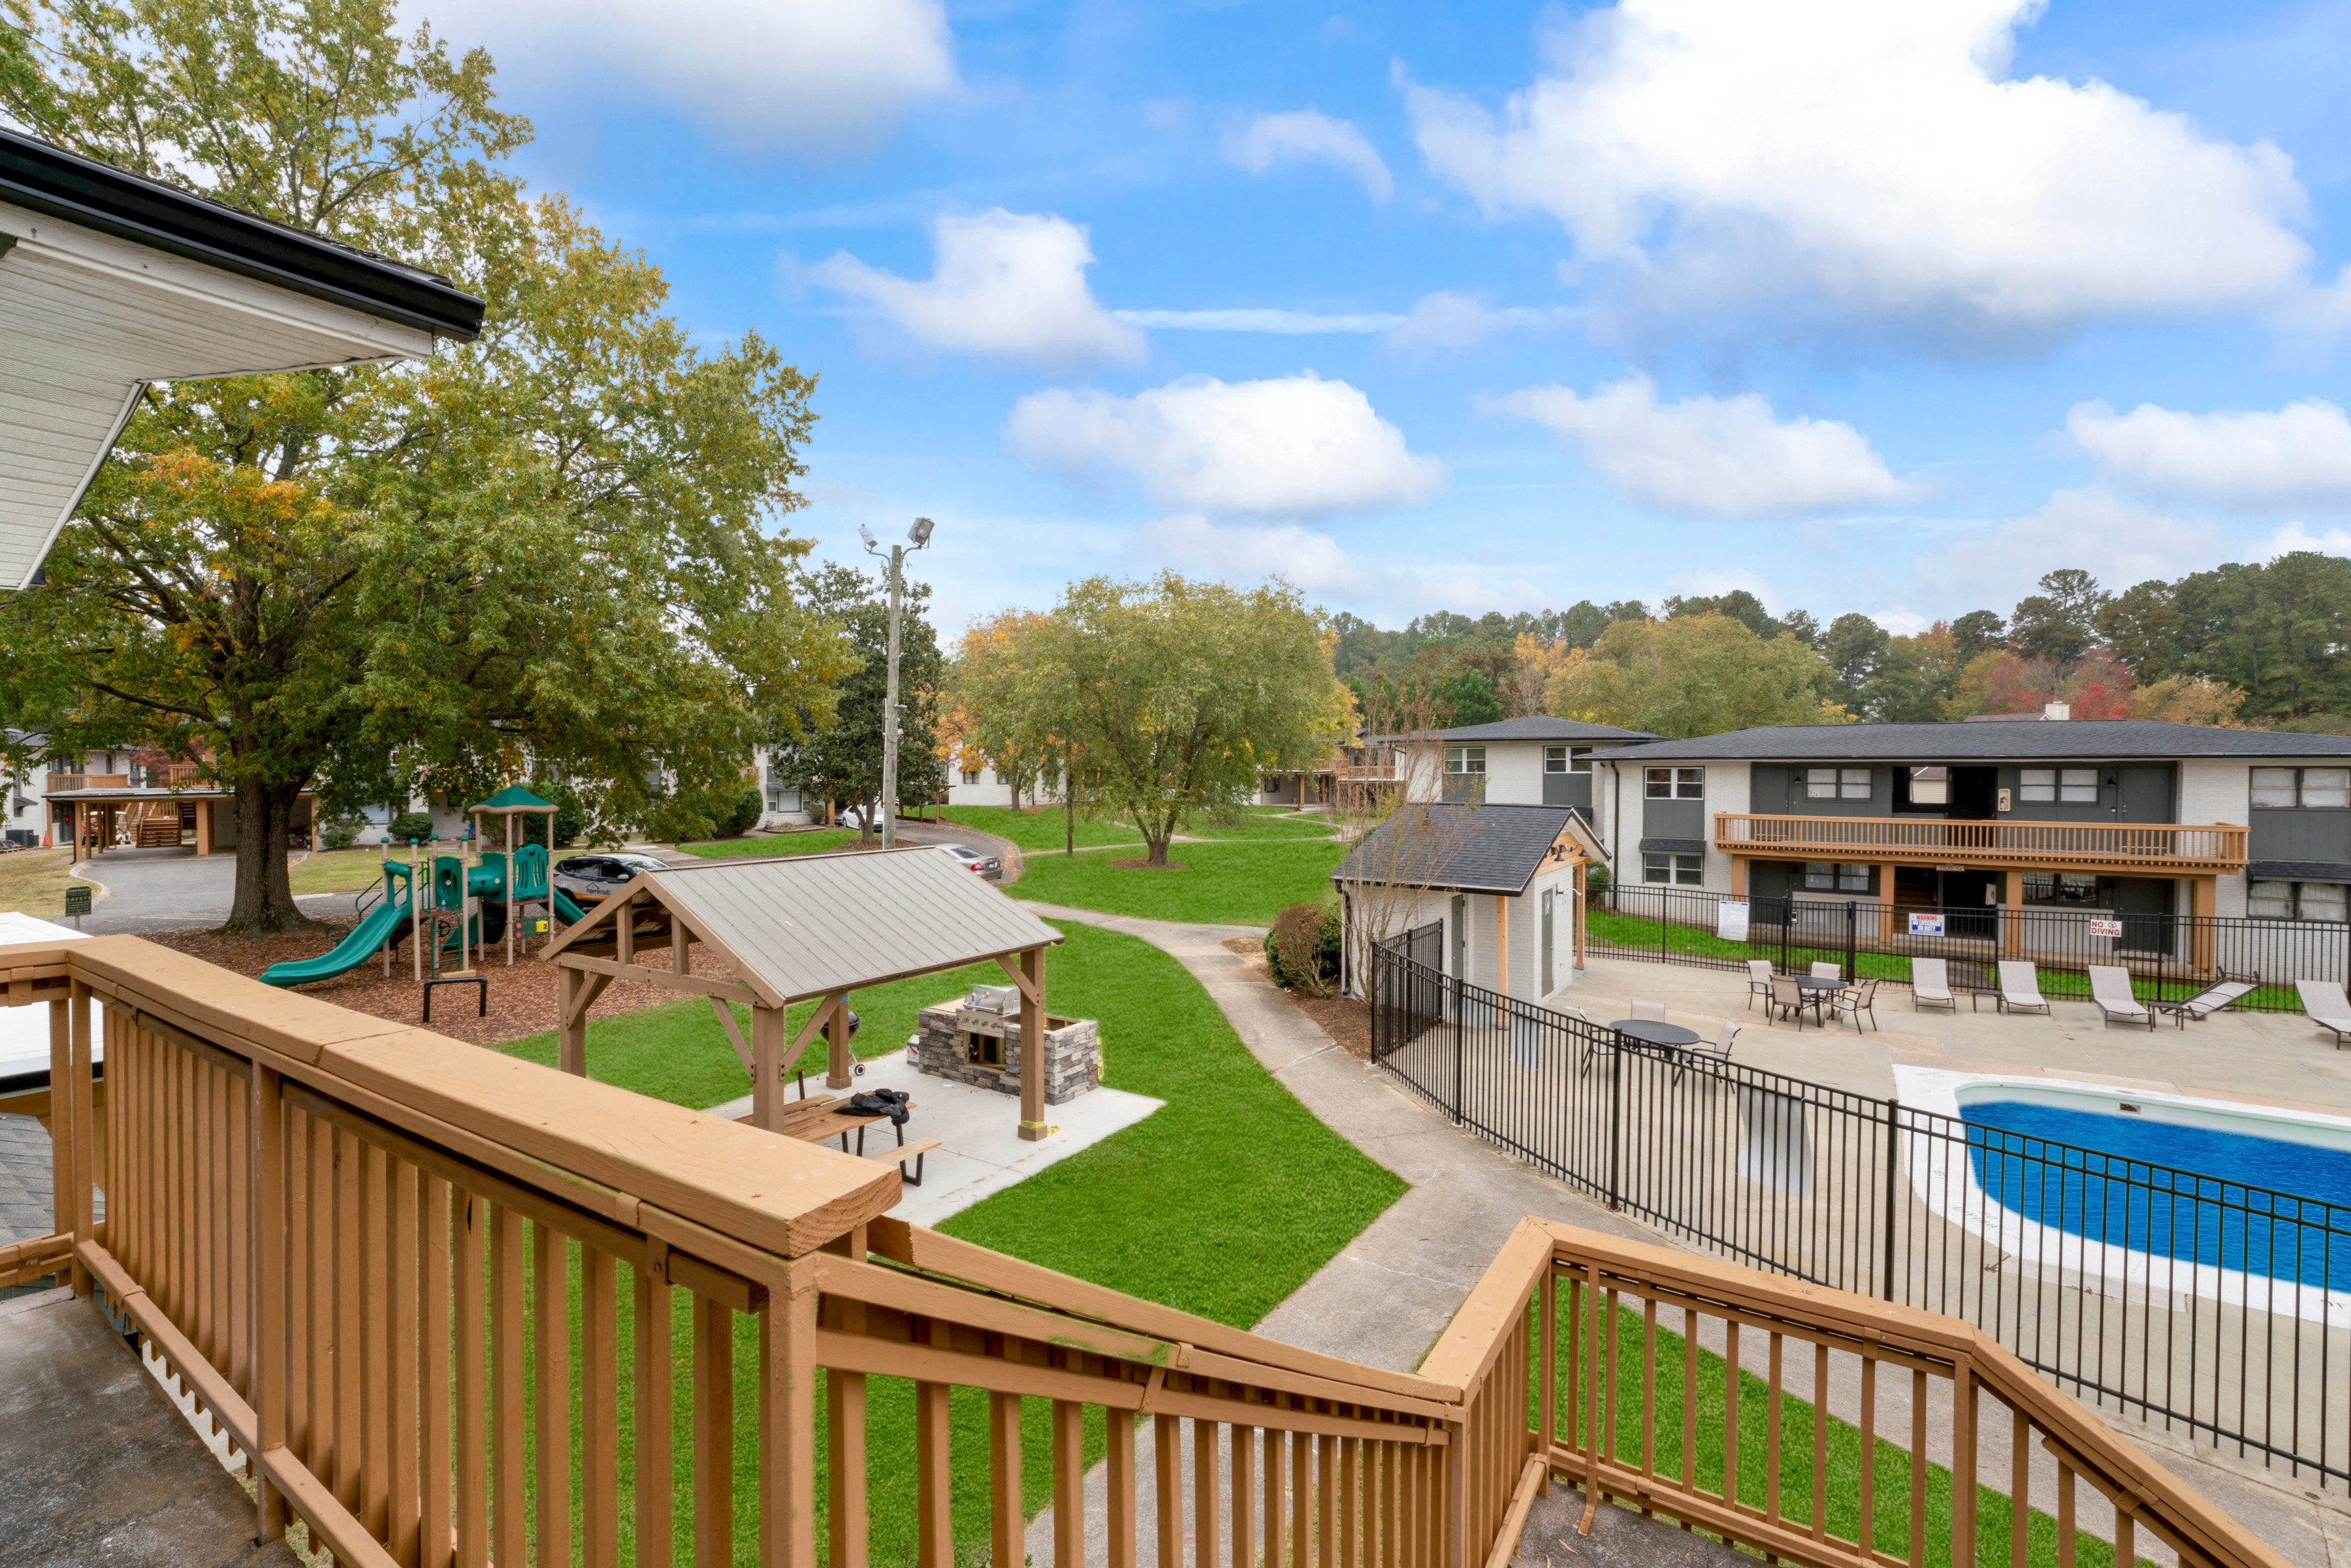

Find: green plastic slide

[258,893,411,987]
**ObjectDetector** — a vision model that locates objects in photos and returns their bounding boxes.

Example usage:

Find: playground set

[259,787,588,997]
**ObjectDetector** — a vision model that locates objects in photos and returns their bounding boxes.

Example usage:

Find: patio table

[1787,974,1843,1029]
[1610,1019,1701,1051]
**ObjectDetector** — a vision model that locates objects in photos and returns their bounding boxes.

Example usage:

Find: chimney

[2043,701,2070,721]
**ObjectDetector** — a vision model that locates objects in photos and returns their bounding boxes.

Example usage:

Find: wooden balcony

[1716,811,2248,873]
[44,773,129,793]
[0,935,2286,1567]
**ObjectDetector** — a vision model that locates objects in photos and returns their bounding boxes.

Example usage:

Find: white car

[552,852,670,905]
[935,842,1003,880]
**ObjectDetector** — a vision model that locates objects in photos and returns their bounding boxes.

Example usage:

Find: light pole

[861,516,933,850]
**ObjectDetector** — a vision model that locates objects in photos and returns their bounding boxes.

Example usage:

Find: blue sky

[421,0,2351,637]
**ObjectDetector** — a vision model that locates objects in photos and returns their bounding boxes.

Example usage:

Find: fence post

[1844,901,1858,983]
[1879,1096,1900,1302]
[1450,971,1465,1124]
[1780,899,1790,974]
[1607,1036,1622,1212]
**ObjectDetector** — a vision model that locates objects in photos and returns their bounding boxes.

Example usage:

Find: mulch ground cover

[147,921,736,1047]
[1219,935,1371,1058]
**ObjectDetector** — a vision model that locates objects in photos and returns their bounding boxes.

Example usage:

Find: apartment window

[1805,767,1869,801]
[1908,765,1950,806]
[2248,880,2348,922]
[1643,852,1703,886]
[1544,744,1595,775]
[2024,871,2101,905]
[1802,862,1870,893]
[961,768,982,786]
[2254,766,2350,809]
[1647,765,1704,799]
[2017,767,2099,804]
[1446,746,1486,775]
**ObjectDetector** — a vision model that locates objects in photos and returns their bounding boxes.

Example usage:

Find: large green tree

[1546,613,1849,737]
[0,0,844,929]
[1023,573,1350,867]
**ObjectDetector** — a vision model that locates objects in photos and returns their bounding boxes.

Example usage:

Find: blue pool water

[1957,1099,2351,1292]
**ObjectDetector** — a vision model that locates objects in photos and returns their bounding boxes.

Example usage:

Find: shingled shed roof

[543,846,1063,1007]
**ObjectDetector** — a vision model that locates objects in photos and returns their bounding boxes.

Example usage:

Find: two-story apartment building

[1593,716,2351,972]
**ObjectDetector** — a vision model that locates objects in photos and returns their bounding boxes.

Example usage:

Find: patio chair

[2088,965,2153,1030]
[1768,974,1818,1028]
[1911,957,1955,1012]
[1810,962,1843,981]
[2172,976,2254,1020]
[1746,959,1776,1012]
[1996,961,2051,1016]
[2298,980,2351,1048]
[1830,977,1881,1033]
[1631,999,1667,1021]
[1677,1020,1740,1081]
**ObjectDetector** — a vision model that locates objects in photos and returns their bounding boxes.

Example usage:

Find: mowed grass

[1008,835,1347,926]
[1546,1288,2134,1568]
[678,827,859,859]
[287,846,405,895]
[0,846,79,918]
[938,804,1140,850]
[1183,809,1339,840]
[496,919,1403,1563]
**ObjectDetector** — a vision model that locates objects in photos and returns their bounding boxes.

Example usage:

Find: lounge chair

[1911,957,1955,1012]
[1831,977,1881,1033]
[2088,965,2154,1030]
[1746,959,1776,1012]
[2298,980,2351,1048]
[1996,961,2051,1016]
[1631,999,1667,1021]
[2172,976,2254,1021]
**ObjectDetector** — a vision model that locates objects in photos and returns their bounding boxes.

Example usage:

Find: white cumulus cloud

[1403,0,2310,331]
[1490,376,1915,517]
[2068,398,2351,506]
[436,0,955,153]
[806,210,1144,367]
[1004,374,1445,516]
[1223,110,1395,200]
[2269,522,2351,558]
[1934,487,2217,602]
[1136,517,1547,615]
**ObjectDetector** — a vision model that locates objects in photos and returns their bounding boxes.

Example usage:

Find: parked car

[552,851,671,904]
[935,842,1002,881]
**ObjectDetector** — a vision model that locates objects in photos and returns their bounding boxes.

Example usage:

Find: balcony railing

[1716,811,2248,872]
[44,773,130,793]
[0,934,2290,1567]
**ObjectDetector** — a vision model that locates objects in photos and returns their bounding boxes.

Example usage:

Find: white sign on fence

[2088,917,2124,938]
[1908,912,1945,937]
[1717,900,1750,942]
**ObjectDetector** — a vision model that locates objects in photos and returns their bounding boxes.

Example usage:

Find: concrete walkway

[1016,904,2351,1567]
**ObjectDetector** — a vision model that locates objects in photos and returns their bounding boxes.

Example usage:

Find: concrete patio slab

[704,1048,1162,1227]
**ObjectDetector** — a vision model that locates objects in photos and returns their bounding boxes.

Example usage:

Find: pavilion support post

[825,992,853,1091]
[1017,946,1049,1142]
[752,1004,785,1131]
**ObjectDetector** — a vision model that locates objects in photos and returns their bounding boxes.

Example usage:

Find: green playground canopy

[473,784,556,811]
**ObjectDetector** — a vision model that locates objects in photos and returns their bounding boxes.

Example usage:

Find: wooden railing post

[760,1258,820,1568]
[67,981,93,1296]
[251,1064,289,1540]
[46,997,71,1288]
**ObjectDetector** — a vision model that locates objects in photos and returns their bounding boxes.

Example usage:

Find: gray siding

[1543,772,1594,809]
[1750,762,1889,816]
[2250,808,2351,865]
[1643,795,1706,840]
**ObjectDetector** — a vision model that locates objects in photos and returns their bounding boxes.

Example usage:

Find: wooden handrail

[0,934,2284,1567]
[1715,811,2248,871]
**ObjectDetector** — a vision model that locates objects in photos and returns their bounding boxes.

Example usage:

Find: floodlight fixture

[857,523,878,549]
[908,515,935,548]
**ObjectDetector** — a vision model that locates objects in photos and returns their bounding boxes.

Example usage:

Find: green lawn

[678,828,859,859]
[938,804,1140,850]
[1007,836,1348,926]
[1183,809,1339,840]
[1546,1287,2132,1568]
[497,918,1403,1561]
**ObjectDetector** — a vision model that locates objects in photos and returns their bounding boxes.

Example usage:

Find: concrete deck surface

[0,1287,299,1565]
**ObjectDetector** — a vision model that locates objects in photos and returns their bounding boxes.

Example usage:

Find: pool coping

[1893,1065,2351,1329]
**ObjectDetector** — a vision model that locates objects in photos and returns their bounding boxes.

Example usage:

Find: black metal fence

[1369,938,2351,1489]
[1589,882,2351,1012]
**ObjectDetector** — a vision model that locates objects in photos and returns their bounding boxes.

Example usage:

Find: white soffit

[0,197,442,590]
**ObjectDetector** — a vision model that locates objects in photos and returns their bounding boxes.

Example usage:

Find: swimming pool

[1951,1086,2351,1294]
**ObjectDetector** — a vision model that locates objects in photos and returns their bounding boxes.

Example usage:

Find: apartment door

[2115,765,2172,822]
[1951,767,1998,819]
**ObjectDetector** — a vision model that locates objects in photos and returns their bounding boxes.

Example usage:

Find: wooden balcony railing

[1716,812,2248,872]
[0,936,2288,1568]
[44,773,130,793]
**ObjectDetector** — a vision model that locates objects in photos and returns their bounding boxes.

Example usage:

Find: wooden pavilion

[541,846,1066,1140]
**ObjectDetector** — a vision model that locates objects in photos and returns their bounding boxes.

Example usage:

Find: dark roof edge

[0,127,485,341]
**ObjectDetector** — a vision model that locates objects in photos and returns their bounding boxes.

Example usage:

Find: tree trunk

[223,778,318,935]
[1143,831,1173,867]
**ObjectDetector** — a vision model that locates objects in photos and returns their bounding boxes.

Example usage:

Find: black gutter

[0,126,484,341]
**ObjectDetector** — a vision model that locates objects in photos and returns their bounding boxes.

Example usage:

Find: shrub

[721,784,764,837]
[320,818,361,850]
[1585,863,1612,897]
[1265,903,1341,996]
[388,810,435,844]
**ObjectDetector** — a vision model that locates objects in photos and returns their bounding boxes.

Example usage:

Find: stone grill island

[915,984,1101,1105]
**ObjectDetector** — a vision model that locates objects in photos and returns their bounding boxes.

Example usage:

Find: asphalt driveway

[74,847,360,934]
